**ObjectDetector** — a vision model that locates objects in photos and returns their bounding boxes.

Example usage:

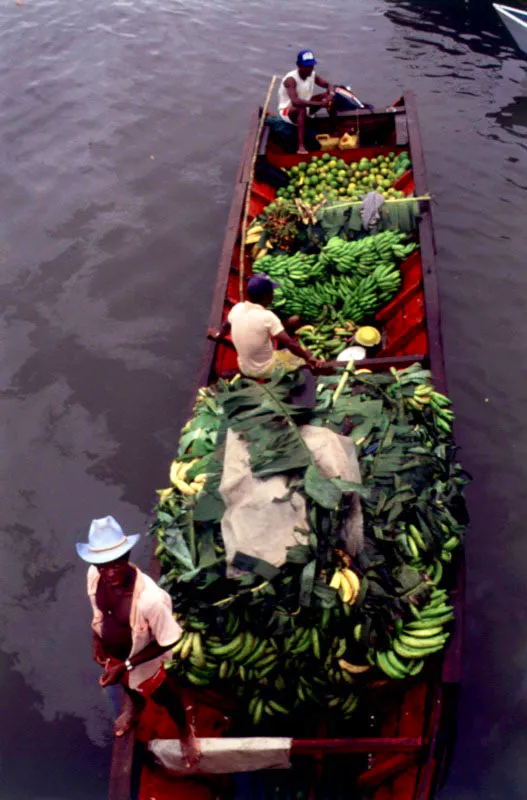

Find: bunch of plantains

[151,365,468,727]
[256,230,416,326]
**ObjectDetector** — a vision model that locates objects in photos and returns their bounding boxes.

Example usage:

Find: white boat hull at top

[494,3,527,55]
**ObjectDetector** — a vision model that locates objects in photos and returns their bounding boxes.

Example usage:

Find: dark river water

[2,0,527,797]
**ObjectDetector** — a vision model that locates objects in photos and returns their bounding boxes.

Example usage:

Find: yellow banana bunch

[245,223,264,245]
[156,487,174,504]
[169,459,207,496]
[329,568,361,606]
[254,241,271,260]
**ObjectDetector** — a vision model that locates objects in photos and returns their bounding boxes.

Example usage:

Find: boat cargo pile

[110,93,468,800]
[156,365,466,718]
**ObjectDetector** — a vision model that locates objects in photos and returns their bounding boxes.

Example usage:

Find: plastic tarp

[219,424,363,574]
[149,737,292,775]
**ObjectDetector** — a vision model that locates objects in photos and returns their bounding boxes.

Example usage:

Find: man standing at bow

[277,49,335,153]
[77,516,200,767]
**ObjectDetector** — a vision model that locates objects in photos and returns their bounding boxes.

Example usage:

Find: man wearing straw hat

[77,515,200,767]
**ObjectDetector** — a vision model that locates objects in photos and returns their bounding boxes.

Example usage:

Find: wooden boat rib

[109,91,463,800]
[494,3,527,54]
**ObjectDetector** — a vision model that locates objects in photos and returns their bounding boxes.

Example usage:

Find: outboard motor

[333,86,374,112]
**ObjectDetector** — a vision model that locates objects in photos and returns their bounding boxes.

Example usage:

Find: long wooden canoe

[109,91,463,800]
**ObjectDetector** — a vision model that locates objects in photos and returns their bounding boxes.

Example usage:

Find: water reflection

[385,0,521,58]
[488,94,527,133]
[0,651,109,800]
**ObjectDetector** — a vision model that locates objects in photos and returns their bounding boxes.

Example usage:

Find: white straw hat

[76,516,141,564]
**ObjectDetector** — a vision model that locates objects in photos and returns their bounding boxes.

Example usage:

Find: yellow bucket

[338,131,359,150]
[316,133,340,151]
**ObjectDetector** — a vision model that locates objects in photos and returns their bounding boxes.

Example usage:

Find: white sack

[219,424,363,574]
[149,736,292,775]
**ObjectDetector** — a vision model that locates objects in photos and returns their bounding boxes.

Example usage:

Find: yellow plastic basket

[316,133,340,151]
[338,132,359,150]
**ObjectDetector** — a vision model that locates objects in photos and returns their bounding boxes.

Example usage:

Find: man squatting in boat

[77,516,201,768]
[208,273,324,376]
[277,49,336,154]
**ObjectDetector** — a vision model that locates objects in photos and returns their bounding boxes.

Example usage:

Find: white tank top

[278,68,316,111]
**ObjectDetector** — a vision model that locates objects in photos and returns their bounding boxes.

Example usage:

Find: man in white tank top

[277,50,335,154]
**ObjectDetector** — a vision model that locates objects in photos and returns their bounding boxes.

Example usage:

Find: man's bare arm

[93,633,106,665]
[315,74,335,94]
[128,639,179,668]
[285,77,329,110]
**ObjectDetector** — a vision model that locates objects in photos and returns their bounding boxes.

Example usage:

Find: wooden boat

[109,91,463,800]
[494,3,527,54]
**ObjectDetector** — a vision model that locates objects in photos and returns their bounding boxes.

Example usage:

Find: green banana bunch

[376,588,454,679]
[267,230,414,324]
[397,370,454,438]
[430,390,454,436]
[248,695,289,725]
[297,320,357,359]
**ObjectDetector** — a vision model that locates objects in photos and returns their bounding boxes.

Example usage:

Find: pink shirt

[87,564,182,690]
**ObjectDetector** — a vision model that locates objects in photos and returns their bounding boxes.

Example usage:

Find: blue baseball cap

[297,49,317,67]
[247,273,279,297]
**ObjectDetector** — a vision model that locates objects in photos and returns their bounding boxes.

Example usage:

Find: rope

[238,74,278,299]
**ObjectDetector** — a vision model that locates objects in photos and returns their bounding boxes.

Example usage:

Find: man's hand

[207,321,231,341]
[322,91,336,110]
[307,356,325,371]
[99,662,126,687]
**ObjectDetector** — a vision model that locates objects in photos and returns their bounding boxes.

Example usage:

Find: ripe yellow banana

[170,458,199,484]
[170,460,184,484]
[338,658,371,674]
[339,575,352,604]
[341,568,360,604]
[157,487,173,504]
[255,246,270,260]
[329,571,342,591]
[296,325,316,335]
[174,478,195,496]
[245,230,263,245]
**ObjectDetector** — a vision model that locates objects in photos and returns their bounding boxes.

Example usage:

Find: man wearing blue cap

[77,516,200,767]
[209,273,322,380]
[277,50,335,153]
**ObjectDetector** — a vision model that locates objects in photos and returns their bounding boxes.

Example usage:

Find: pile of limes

[277,151,411,204]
